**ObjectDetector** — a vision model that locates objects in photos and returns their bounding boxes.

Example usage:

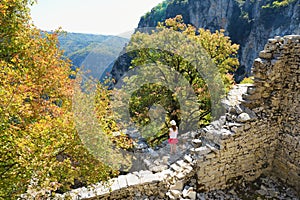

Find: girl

[168,120,178,154]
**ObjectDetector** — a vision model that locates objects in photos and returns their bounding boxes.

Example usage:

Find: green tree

[115,15,239,146]
[72,75,133,171]
[262,0,297,8]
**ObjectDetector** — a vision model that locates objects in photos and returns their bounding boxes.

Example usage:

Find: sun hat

[170,120,176,126]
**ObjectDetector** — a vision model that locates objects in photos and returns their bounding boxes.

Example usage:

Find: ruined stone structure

[55,35,299,199]
[194,34,300,194]
[248,34,300,193]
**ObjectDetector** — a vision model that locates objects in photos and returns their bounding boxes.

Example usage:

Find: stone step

[205,144,218,154]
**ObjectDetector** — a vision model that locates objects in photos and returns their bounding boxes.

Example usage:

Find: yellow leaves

[0,3,9,17]
[164,15,185,29]
[1,1,80,197]
[232,43,240,52]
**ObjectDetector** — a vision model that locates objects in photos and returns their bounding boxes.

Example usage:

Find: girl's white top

[169,127,178,139]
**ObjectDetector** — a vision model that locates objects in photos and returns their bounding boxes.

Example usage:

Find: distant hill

[58,32,129,81]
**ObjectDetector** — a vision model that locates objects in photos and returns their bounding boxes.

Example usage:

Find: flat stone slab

[191,146,211,155]
[117,175,128,189]
[150,165,168,173]
[108,178,120,191]
[184,155,193,163]
[126,173,140,186]
[141,173,162,183]
[170,163,182,172]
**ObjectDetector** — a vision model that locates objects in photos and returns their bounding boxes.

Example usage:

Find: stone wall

[195,92,277,192]
[55,35,299,199]
[196,35,300,194]
[251,35,300,193]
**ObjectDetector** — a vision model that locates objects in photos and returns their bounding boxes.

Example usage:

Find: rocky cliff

[137,0,300,81]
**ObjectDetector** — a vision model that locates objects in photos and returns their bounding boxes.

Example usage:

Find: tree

[262,0,296,8]
[113,15,239,146]
[0,1,115,198]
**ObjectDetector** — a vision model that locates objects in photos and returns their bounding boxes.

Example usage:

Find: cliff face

[137,0,300,81]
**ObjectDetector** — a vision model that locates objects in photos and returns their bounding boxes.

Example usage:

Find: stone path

[29,83,299,200]
[128,84,252,173]
[128,130,197,173]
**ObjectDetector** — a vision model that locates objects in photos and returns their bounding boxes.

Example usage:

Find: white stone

[237,112,251,122]
[176,160,188,168]
[117,175,128,189]
[183,165,193,174]
[187,191,197,200]
[166,191,176,200]
[205,144,218,153]
[191,146,211,155]
[138,170,153,177]
[141,173,161,183]
[182,188,188,197]
[192,139,202,143]
[170,180,184,190]
[176,172,186,180]
[126,173,140,186]
[150,165,168,173]
[159,169,173,178]
[170,190,182,198]
[108,178,120,191]
[112,131,121,137]
[170,163,181,172]
[184,155,193,163]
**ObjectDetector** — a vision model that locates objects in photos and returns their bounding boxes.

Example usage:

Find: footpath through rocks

[32,83,299,200]
[127,84,250,174]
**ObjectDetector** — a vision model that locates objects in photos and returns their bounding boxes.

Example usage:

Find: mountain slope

[137,0,300,81]
[58,33,129,81]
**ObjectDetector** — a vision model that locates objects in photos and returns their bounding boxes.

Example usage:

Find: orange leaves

[0,0,79,197]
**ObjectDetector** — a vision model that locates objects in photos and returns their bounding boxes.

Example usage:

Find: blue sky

[30,0,163,36]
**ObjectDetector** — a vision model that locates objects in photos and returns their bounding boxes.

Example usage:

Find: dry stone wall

[250,35,300,193]
[54,35,299,199]
[196,35,300,195]
[194,89,276,192]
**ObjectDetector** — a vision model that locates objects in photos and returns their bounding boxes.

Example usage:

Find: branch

[0,163,17,177]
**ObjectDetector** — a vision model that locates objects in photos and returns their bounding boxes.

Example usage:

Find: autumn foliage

[0,0,115,198]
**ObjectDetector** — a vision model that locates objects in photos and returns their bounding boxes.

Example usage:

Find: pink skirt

[168,138,178,144]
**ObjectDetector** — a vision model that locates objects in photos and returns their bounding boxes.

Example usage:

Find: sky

[30,0,163,37]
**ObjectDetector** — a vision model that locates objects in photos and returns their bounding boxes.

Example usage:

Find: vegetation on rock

[262,0,297,8]
[139,0,170,27]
